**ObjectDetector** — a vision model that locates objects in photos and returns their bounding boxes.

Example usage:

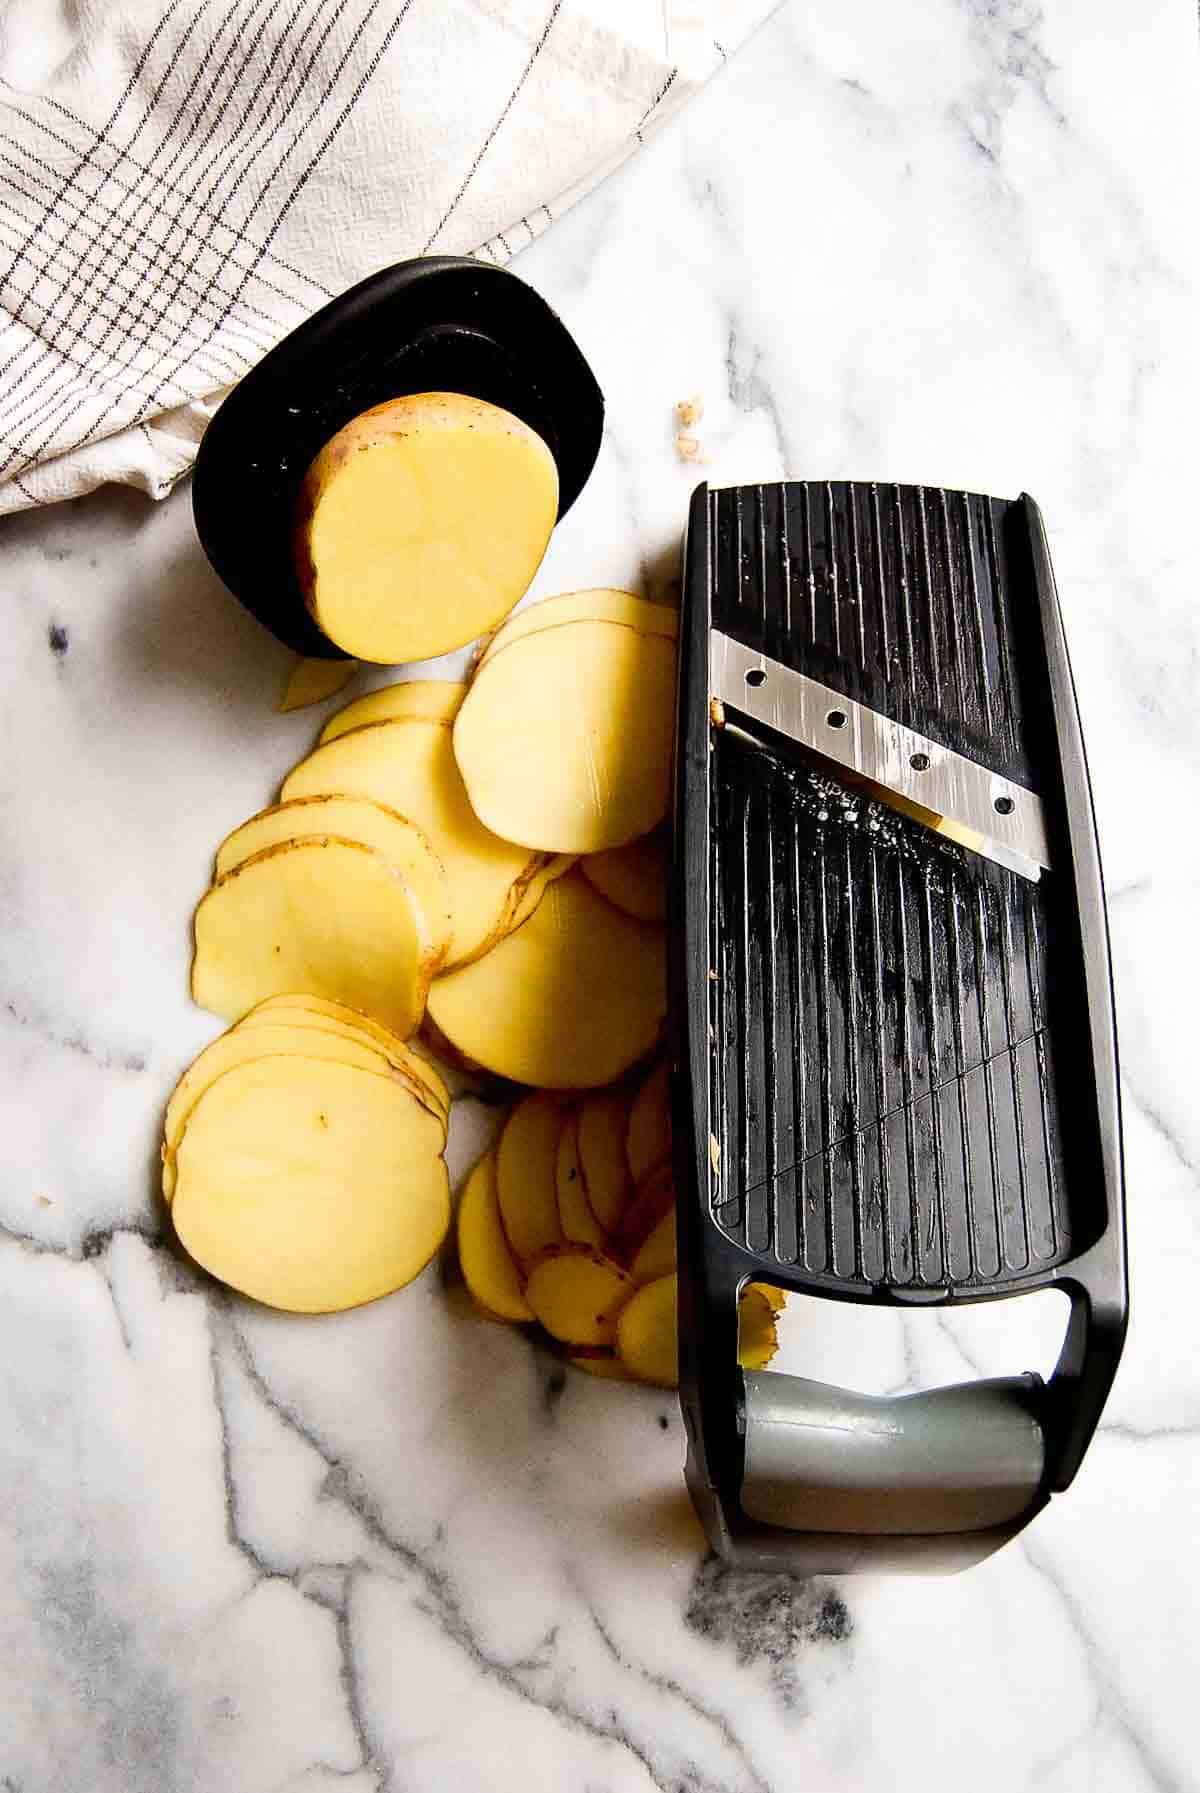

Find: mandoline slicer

[671,482,1127,1574]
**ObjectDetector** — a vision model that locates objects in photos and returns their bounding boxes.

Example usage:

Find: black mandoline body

[671,481,1127,1573]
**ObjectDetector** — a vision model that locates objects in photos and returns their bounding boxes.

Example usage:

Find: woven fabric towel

[0,0,770,514]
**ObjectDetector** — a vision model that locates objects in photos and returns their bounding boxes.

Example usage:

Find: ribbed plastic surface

[707,482,1085,1293]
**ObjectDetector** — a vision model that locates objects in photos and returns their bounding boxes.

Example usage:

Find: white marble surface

[2,1,1198,1787]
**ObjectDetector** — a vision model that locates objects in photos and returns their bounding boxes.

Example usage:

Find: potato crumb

[676,396,704,428]
[675,432,705,464]
[710,696,726,729]
[709,1134,721,1177]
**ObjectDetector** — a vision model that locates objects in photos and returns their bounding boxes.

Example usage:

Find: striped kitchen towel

[0,0,773,514]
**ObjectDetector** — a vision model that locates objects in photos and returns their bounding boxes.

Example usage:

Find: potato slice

[453,620,677,853]
[627,1059,671,1184]
[282,718,546,967]
[319,679,466,743]
[612,1160,674,1262]
[582,831,668,924]
[495,1091,564,1266]
[630,1208,676,1283]
[556,1112,607,1248]
[172,1057,449,1313]
[524,1246,634,1347]
[738,1287,781,1370]
[576,1089,633,1231]
[213,797,452,969]
[747,1281,787,1316]
[616,1274,678,1387]
[238,994,449,1120]
[279,655,356,711]
[161,1020,438,1202]
[192,837,433,1036]
[457,1152,533,1323]
[478,589,677,670]
[236,1007,449,1123]
[426,872,666,1089]
[294,393,558,663]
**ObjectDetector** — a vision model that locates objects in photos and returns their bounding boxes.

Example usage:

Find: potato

[738,1286,782,1370]
[319,679,466,744]
[282,718,549,968]
[630,1208,676,1283]
[457,1151,533,1323]
[477,589,677,670]
[555,1112,607,1248]
[294,393,558,663]
[627,1059,671,1184]
[236,995,450,1122]
[495,1091,564,1266]
[213,796,452,969]
[279,655,356,712]
[616,1274,678,1386]
[161,1021,444,1202]
[426,871,666,1088]
[172,1057,450,1313]
[611,1160,674,1262]
[454,619,676,854]
[575,1088,633,1231]
[582,830,668,924]
[523,1245,634,1347]
[192,837,433,1036]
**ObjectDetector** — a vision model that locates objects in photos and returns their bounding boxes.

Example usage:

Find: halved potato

[627,1060,671,1184]
[457,1152,533,1323]
[616,1274,678,1387]
[453,620,677,853]
[172,1056,450,1313]
[279,655,357,711]
[213,796,452,969]
[162,1019,443,1202]
[524,1245,633,1347]
[582,830,668,924]
[630,1208,676,1283]
[294,393,558,663]
[478,589,677,670]
[319,679,466,744]
[192,837,433,1036]
[556,1112,607,1248]
[426,872,666,1089]
[238,993,449,1120]
[282,718,546,967]
[495,1091,564,1266]
[233,1004,448,1111]
[576,1089,633,1231]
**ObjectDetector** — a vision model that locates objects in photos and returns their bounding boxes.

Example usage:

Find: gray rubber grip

[740,1371,1046,1536]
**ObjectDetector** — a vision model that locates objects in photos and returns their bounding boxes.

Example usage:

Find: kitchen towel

[0,0,773,516]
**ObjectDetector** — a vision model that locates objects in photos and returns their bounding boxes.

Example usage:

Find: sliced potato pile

[454,1057,787,1385]
[294,393,559,663]
[166,998,451,1313]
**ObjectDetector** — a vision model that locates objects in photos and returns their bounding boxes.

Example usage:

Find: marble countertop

[3,2,1198,1788]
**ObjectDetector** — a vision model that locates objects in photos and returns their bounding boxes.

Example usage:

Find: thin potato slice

[427,872,666,1089]
[582,831,668,924]
[319,679,465,743]
[524,1246,633,1347]
[457,1152,533,1323]
[747,1281,787,1316]
[161,1020,442,1202]
[453,620,677,853]
[738,1287,781,1370]
[479,589,677,669]
[612,1161,674,1263]
[630,1208,676,1283]
[173,1057,450,1313]
[576,1088,633,1232]
[279,655,356,711]
[239,994,449,1119]
[282,718,545,967]
[627,1060,671,1184]
[192,837,432,1036]
[495,1092,564,1266]
[234,1010,449,1124]
[556,1113,607,1249]
[616,1274,678,1388]
[295,393,558,663]
[214,796,452,969]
